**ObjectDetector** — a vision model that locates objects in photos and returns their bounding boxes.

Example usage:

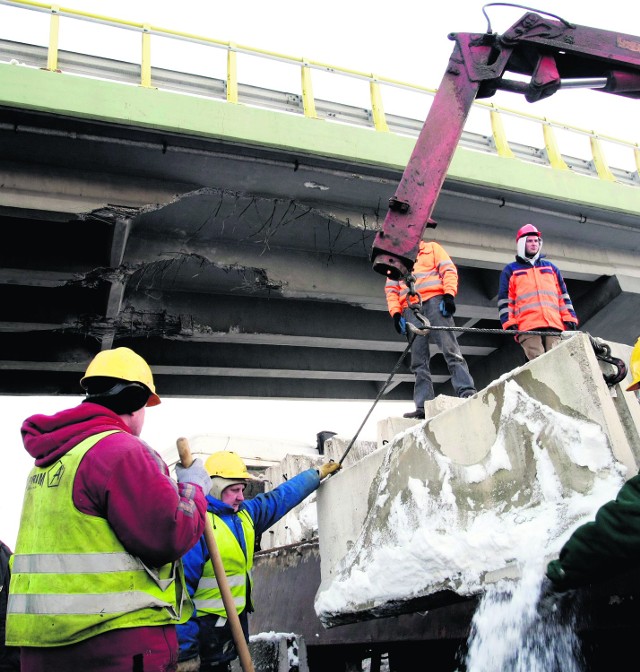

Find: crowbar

[176,437,255,672]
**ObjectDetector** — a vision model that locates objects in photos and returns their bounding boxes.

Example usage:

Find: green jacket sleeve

[546,474,640,590]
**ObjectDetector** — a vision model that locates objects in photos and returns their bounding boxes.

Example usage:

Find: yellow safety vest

[6,430,192,647]
[193,510,255,618]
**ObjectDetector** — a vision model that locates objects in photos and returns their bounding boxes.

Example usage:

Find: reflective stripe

[194,594,244,611]
[198,574,245,590]
[9,591,171,616]
[412,271,439,279]
[13,552,144,574]
[13,552,176,591]
[514,299,564,316]
[517,290,560,301]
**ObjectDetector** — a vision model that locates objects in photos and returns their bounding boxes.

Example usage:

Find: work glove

[318,461,341,480]
[545,559,568,588]
[537,576,565,615]
[563,321,577,331]
[439,293,456,317]
[175,458,211,496]
[507,324,519,342]
[392,313,407,335]
[538,572,575,617]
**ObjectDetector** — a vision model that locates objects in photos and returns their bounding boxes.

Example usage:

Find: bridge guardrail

[0,0,639,186]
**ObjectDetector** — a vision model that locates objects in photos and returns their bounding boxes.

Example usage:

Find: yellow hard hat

[205,451,252,479]
[627,338,640,392]
[81,347,160,406]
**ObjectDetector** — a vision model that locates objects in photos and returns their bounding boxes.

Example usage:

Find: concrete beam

[580,274,640,345]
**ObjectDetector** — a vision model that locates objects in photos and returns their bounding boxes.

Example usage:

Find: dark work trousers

[402,295,476,410]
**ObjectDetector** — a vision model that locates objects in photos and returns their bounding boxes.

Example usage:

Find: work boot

[459,389,476,399]
[403,409,425,419]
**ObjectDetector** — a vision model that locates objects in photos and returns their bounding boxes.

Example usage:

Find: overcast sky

[1,0,639,547]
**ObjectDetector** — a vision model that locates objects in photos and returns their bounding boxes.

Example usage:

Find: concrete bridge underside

[1,51,639,400]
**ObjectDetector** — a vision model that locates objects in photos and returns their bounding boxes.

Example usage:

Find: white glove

[175,458,210,496]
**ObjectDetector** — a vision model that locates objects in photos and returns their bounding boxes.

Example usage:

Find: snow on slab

[314,335,633,626]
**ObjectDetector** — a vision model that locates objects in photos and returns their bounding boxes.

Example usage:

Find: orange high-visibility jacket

[498,258,578,333]
[385,241,458,316]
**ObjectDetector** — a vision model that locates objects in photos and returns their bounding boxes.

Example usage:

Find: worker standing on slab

[176,452,340,671]
[385,233,476,419]
[498,224,578,360]
[6,347,210,672]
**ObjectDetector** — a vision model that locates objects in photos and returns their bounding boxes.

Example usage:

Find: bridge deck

[0,42,639,400]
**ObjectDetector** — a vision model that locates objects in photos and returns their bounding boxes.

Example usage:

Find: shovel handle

[176,438,255,672]
[177,436,192,467]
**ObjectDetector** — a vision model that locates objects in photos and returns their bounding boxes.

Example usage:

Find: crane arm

[371,12,640,279]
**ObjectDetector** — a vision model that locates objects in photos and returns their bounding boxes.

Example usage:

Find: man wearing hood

[498,224,578,360]
[176,451,340,671]
[6,347,210,671]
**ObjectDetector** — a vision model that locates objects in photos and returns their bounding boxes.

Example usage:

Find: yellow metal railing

[1,0,639,183]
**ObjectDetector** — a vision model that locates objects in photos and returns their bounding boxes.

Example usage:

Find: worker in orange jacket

[385,239,476,419]
[498,224,578,360]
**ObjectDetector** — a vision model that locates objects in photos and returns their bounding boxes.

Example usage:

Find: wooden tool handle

[176,436,192,468]
[175,438,255,672]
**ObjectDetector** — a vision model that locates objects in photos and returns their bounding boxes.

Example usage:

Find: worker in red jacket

[7,347,209,672]
[498,224,578,360]
[385,237,476,419]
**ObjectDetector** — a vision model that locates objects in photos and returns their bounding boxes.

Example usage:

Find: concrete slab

[377,396,466,446]
[322,436,378,467]
[314,334,638,626]
[260,438,378,549]
[261,454,324,550]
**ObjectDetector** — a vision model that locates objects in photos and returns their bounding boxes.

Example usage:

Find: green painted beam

[2,63,640,216]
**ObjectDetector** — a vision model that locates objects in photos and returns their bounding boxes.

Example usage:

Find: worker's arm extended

[243,468,321,536]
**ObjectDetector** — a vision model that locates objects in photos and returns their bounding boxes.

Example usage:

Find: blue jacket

[177,468,321,660]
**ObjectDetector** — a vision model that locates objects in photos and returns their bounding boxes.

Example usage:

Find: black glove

[545,559,567,587]
[506,324,519,342]
[439,293,456,317]
[538,577,564,615]
[563,321,577,331]
[392,313,407,335]
[538,574,574,616]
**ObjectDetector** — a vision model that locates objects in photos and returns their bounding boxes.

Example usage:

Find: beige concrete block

[376,396,466,446]
[322,436,378,467]
[317,445,388,585]
[314,334,636,626]
[260,454,324,550]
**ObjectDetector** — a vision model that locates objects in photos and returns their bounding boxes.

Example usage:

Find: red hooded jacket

[17,402,207,672]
